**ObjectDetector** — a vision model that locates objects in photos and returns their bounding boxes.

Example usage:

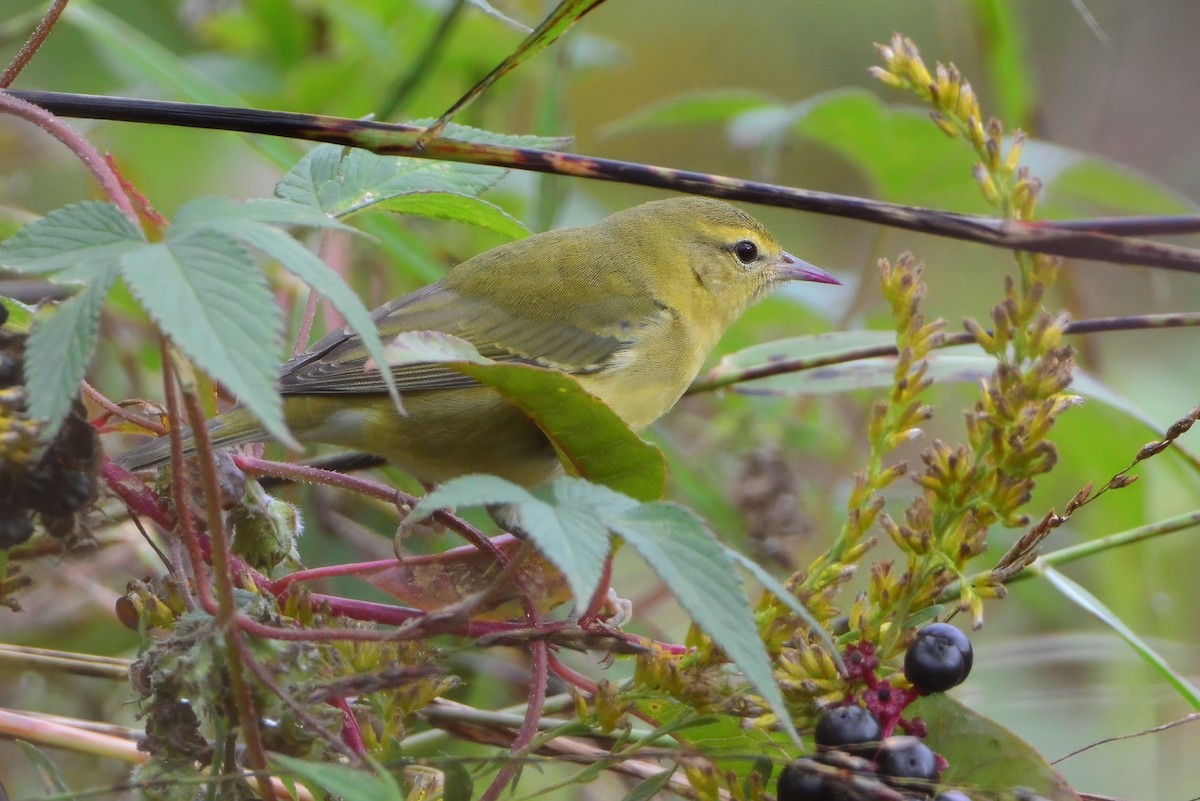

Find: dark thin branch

[7,90,1200,272]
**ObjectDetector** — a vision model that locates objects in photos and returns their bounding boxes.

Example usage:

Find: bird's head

[607,197,839,330]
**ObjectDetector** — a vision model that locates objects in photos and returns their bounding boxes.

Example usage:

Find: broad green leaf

[172,196,401,410]
[24,266,118,432]
[386,331,667,501]
[610,503,801,745]
[271,754,405,801]
[406,475,623,609]
[788,89,983,208]
[912,694,1080,800]
[622,767,677,801]
[1041,154,1199,218]
[119,232,292,448]
[0,201,143,277]
[276,144,511,218]
[376,192,530,240]
[173,197,359,233]
[602,89,780,137]
[1042,567,1200,709]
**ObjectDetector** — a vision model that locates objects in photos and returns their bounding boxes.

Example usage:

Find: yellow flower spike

[870,66,904,89]
[973,164,1002,205]
[957,81,981,125]
[1003,131,1027,178]
[904,39,933,87]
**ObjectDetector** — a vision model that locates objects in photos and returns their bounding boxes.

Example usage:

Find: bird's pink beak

[772,251,840,285]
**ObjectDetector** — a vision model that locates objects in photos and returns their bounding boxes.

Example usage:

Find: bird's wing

[277,283,637,395]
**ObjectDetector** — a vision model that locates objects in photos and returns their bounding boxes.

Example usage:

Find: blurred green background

[2,0,1198,798]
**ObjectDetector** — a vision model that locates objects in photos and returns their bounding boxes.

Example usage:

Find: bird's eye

[733,239,759,265]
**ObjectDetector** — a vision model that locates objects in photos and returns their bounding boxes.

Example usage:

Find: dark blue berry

[775,761,827,800]
[905,623,973,694]
[877,735,940,781]
[814,704,881,756]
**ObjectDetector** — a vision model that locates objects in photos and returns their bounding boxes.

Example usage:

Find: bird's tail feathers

[115,409,266,471]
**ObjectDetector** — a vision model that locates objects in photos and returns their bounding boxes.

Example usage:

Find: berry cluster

[776,623,976,800]
[0,303,101,548]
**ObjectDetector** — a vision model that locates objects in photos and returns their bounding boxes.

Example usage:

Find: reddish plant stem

[236,454,510,564]
[182,387,239,624]
[180,378,275,797]
[547,653,597,695]
[329,696,367,758]
[226,632,276,801]
[0,0,70,87]
[480,641,549,801]
[160,350,215,612]
[0,92,135,220]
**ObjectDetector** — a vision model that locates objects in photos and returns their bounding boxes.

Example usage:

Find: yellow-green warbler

[119,197,838,482]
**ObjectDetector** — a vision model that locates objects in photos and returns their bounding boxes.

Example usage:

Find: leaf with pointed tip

[912,693,1080,800]
[406,474,623,609]
[0,201,143,278]
[621,767,677,801]
[173,195,401,410]
[277,139,551,220]
[610,503,801,745]
[120,232,292,447]
[377,192,530,240]
[24,265,119,432]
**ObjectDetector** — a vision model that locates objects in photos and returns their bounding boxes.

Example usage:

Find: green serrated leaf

[24,266,118,433]
[377,192,530,240]
[723,547,843,671]
[120,232,292,447]
[621,766,677,801]
[386,331,667,501]
[407,475,617,608]
[172,196,357,233]
[172,195,401,411]
[913,693,1080,800]
[271,754,405,801]
[0,201,143,277]
[610,503,800,745]
[276,144,511,218]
